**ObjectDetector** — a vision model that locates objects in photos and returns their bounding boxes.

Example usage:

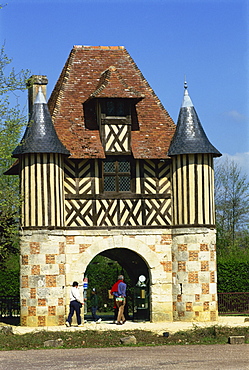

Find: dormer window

[99,99,131,154]
[100,99,128,117]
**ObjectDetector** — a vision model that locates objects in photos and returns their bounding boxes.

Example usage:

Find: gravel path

[9,315,249,335]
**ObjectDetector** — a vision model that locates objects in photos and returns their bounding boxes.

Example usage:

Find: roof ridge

[73,45,125,50]
[48,48,76,120]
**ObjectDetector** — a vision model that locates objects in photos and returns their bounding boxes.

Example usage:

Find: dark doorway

[85,248,150,321]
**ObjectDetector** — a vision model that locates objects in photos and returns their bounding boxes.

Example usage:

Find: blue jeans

[91,306,99,321]
[67,300,81,325]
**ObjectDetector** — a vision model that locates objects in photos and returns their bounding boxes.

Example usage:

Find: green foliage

[85,255,133,312]
[217,257,249,293]
[0,43,30,267]
[215,158,249,256]
[0,254,19,296]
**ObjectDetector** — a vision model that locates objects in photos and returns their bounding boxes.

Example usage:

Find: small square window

[102,158,132,193]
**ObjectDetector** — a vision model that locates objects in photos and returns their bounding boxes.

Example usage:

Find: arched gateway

[7,46,221,326]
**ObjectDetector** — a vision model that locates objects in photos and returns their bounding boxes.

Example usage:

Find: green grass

[0,325,249,350]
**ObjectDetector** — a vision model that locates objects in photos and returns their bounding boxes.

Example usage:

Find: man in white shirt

[66,281,83,327]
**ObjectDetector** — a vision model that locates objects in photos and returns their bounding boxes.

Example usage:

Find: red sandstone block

[200,243,209,251]
[66,236,75,244]
[58,315,65,326]
[48,306,56,316]
[188,272,198,283]
[31,265,40,275]
[178,244,187,251]
[59,264,65,275]
[21,316,27,326]
[38,316,46,326]
[30,288,36,299]
[46,275,57,287]
[46,254,56,264]
[203,301,209,311]
[22,255,29,265]
[30,242,40,254]
[59,242,65,254]
[160,261,172,272]
[38,298,46,306]
[79,244,91,253]
[186,302,193,311]
[28,306,36,316]
[189,251,198,261]
[202,283,209,294]
[178,261,186,271]
[201,261,209,271]
[22,276,29,288]
[210,271,215,283]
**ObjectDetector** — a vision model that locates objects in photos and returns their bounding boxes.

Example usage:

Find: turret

[168,82,221,226]
[13,83,70,227]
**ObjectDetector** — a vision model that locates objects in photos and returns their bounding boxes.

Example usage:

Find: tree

[0,44,30,267]
[214,158,249,255]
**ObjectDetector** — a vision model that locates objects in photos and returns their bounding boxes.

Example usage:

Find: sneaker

[96,318,102,323]
[65,321,71,327]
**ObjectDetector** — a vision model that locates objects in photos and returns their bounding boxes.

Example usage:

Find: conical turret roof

[168,82,221,157]
[13,88,70,157]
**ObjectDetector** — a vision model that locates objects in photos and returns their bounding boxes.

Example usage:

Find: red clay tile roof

[48,45,176,159]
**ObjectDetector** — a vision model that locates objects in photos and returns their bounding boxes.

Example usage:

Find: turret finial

[184,77,187,90]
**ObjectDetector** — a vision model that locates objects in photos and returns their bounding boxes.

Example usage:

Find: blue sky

[1,0,249,176]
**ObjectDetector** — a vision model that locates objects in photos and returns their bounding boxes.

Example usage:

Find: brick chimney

[26,75,48,116]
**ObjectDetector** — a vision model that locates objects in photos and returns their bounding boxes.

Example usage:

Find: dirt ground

[7,315,249,336]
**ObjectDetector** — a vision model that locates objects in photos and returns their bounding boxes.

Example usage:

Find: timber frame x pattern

[64,158,171,228]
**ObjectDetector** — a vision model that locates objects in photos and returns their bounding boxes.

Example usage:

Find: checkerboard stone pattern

[172,228,218,321]
[20,227,217,326]
[20,233,66,327]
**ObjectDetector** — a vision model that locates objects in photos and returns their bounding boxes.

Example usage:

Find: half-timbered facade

[9,46,221,326]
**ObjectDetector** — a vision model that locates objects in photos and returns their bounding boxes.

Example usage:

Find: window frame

[100,156,135,194]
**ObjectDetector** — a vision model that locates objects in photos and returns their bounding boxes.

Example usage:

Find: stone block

[37,306,48,316]
[187,261,200,272]
[0,325,13,335]
[26,316,38,327]
[198,272,210,283]
[151,311,173,322]
[44,338,64,347]
[198,252,210,261]
[183,284,201,295]
[228,336,245,344]
[120,336,137,345]
[47,316,59,326]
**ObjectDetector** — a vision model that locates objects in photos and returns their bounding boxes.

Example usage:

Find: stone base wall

[19,227,218,326]
[172,227,218,321]
[20,229,174,326]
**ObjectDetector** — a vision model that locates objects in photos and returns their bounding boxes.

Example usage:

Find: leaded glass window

[102,158,132,192]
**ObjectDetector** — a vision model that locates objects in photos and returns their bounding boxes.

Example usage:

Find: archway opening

[84,248,150,321]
